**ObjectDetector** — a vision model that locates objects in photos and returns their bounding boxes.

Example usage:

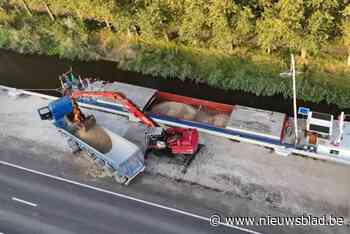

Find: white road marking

[0,160,261,234]
[11,197,37,207]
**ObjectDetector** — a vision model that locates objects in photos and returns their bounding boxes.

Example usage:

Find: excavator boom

[71,91,157,128]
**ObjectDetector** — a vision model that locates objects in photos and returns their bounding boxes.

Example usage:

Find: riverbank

[1,87,350,228]
[0,8,349,107]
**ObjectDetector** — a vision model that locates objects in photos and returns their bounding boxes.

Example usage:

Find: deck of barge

[226,105,286,140]
[85,80,157,110]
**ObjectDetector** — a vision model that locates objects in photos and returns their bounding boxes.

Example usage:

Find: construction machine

[69,91,199,157]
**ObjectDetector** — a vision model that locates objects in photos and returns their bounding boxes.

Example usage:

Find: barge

[2,69,348,166]
[59,71,350,165]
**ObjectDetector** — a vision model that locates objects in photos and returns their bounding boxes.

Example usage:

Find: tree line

[0,0,350,108]
[2,0,350,65]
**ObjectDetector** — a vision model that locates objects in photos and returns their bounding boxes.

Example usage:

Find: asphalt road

[0,163,254,234]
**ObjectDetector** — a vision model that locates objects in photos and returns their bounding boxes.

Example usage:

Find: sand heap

[74,124,112,154]
[212,114,229,128]
[151,101,229,127]
[151,101,197,120]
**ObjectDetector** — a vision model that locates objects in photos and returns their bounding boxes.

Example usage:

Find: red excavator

[69,91,199,160]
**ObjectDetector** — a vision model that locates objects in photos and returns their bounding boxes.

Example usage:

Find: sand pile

[74,125,112,154]
[212,114,229,127]
[195,110,213,124]
[151,101,197,120]
[151,101,229,127]
[195,112,229,127]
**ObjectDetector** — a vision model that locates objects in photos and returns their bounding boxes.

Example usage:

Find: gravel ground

[1,88,349,223]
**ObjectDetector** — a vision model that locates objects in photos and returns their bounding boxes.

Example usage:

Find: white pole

[336,112,344,145]
[291,54,298,144]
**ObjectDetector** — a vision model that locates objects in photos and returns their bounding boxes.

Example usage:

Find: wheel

[67,139,80,154]
[114,174,127,184]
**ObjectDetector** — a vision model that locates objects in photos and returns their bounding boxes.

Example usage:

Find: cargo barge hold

[70,79,287,148]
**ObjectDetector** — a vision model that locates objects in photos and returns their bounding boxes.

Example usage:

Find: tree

[275,0,303,51]
[300,0,338,60]
[178,0,208,47]
[256,9,287,53]
[231,6,255,48]
[180,1,253,50]
[136,0,175,40]
[342,5,350,66]
[206,1,236,50]
[256,0,303,53]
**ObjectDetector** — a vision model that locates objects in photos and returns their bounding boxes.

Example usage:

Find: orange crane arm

[70,91,158,128]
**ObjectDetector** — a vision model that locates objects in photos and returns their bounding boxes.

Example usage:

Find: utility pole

[291,54,298,144]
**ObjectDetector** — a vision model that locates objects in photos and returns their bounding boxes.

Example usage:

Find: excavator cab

[145,127,167,150]
[145,126,198,156]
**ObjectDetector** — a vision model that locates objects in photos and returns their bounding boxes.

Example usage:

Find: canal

[0,49,346,116]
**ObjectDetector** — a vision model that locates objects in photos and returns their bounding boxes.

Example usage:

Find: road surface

[0,162,254,234]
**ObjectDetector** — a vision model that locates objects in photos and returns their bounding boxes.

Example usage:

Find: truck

[38,96,145,185]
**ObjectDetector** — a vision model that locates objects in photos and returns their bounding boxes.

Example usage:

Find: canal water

[0,49,345,116]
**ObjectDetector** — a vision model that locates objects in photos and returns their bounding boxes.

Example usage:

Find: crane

[70,91,199,156]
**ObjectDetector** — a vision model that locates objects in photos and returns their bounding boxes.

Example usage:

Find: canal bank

[0,49,346,115]
[1,87,349,227]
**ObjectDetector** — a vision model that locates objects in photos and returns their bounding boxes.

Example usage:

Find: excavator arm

[71,91,157,128]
